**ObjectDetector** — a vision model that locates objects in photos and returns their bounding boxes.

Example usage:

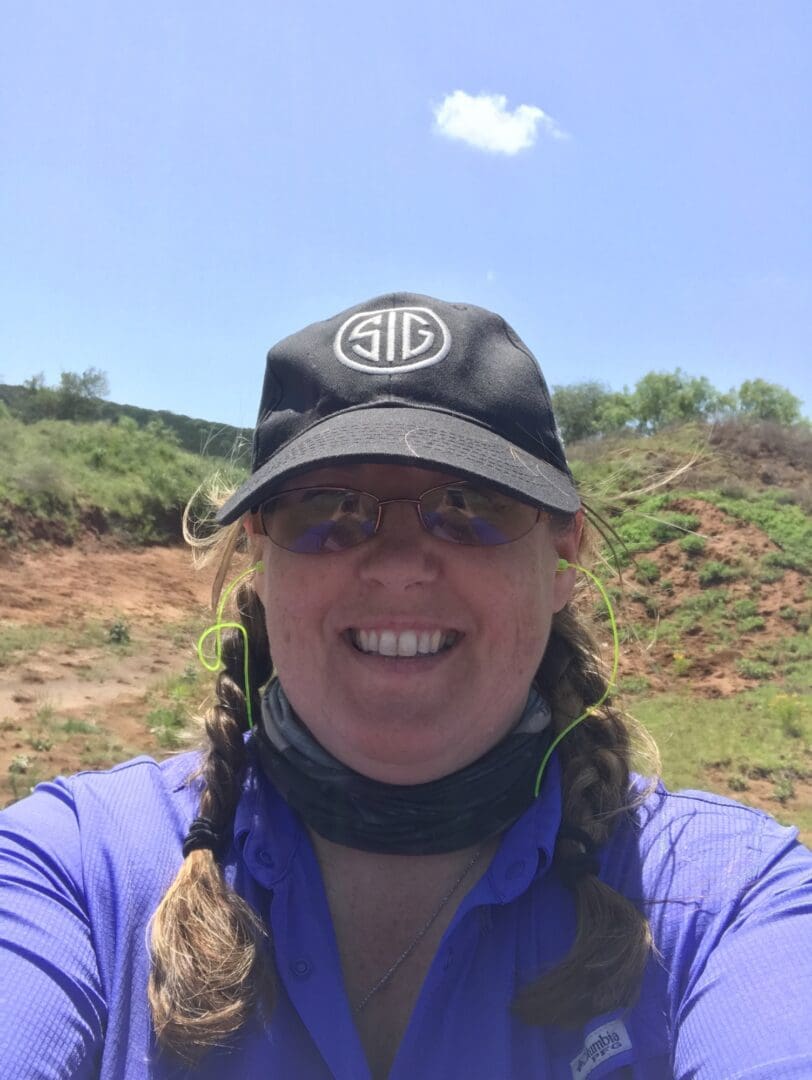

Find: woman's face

[249,463,581,784]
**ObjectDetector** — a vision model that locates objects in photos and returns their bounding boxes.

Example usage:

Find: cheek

[481,550,553,666]
[258,549,336,662]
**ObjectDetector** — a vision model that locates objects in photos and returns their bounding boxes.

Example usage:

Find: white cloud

[433,90,567,155]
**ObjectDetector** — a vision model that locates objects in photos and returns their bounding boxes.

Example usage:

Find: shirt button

[290,958,313,978]
[505,859,526,880]
[257,850,273,867]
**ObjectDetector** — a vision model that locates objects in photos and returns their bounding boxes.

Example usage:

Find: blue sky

[2,1,810,427]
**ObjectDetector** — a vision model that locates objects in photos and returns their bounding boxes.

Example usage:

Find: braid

[514,605,654,1028]
[149,578,276,1063]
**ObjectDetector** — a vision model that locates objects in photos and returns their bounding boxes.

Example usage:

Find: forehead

[279,462,465,495]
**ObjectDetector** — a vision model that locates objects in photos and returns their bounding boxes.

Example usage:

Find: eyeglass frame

[249,479,544,553]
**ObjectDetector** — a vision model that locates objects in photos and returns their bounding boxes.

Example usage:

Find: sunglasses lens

[421,485,539,546]
[261,489,377,553]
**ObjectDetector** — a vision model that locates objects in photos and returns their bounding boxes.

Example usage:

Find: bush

[698,561,742,587]
[634,558,661,585]
[732,599,759,619]
[651,513,701,543]
[736,658,774,680]
[771,694,805,739]
[680,534,706,557]
[107,619,131,645]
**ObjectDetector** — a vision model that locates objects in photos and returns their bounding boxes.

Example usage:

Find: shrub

[762,550,807,573]
[672,652,693,677]
[773,774,795,804]
[698,561,742,587]
[635,558,660,585]
[681,589,729,613]
[680,534,706,557]
[756,564,784,584]
[619,675,651,694]
[778,606,799,622]
[732,599,759,619]
[771,694,805,739]
[107,619,131,646]
[736,658,774,680]
[651,513,701,543]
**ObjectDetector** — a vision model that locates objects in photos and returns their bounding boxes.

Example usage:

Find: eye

[444,487,468,510]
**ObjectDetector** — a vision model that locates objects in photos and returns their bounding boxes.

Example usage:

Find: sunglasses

[253,481,542,554]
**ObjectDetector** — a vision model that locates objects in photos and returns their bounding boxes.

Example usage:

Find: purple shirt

[0,747,810,1078]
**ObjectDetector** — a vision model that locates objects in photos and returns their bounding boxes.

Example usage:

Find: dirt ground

[612,497,810,696]
[0,541,212,803]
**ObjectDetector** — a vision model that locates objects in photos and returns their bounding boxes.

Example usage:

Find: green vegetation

[604,494,705,563]
[107,619,131,646]
[634,558,660,585]
[1,371,250,460]
[552,371,802,442]
[680,534,706,557]
[0,412,245,544]
[147,666,208,749]
[711,494,811,570]
[697,561,743,587]
[633,688,812,834]
[0,619,134,668]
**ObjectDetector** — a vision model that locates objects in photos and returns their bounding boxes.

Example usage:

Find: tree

[551,382,633,443]
[735,379,802,424]
[54,368,110,420]
[632,369,724,432]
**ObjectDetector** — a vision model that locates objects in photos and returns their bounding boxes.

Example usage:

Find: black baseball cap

[216,292,580,525]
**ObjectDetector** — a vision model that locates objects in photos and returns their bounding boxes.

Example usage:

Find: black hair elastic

[556,824,601,889]
[182,816,223,859]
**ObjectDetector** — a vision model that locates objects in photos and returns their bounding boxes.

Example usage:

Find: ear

[551,509,584,613]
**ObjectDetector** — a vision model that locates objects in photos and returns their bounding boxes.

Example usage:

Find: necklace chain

[353,845,484,1015]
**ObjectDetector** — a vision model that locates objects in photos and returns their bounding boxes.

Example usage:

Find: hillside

[0,416,809,839]
[0,381,252,461]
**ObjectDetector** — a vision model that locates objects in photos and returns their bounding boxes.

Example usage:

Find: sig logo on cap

[334,306,451,374]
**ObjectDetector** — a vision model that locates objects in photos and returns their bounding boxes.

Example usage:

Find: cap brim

[216,406,580,524]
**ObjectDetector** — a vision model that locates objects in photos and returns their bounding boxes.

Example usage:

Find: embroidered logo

[334,306,451,374]
[570,1019,632,1079]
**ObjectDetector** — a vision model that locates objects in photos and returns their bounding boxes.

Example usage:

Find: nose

[356,499,441,589]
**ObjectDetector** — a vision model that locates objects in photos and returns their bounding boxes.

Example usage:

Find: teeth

[351,629,456,657]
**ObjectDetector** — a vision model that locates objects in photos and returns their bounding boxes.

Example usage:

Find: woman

[1,293,810,1079]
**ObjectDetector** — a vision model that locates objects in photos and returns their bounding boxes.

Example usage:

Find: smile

[349,629,460,657]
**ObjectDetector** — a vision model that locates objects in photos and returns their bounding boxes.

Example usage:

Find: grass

[697,560,743,587]
[708,492,811,572]
[0,619,134,669]
[632,687,812,836]
[606,494,705,563]
[0,413,244,544]
[146,666,209,749]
